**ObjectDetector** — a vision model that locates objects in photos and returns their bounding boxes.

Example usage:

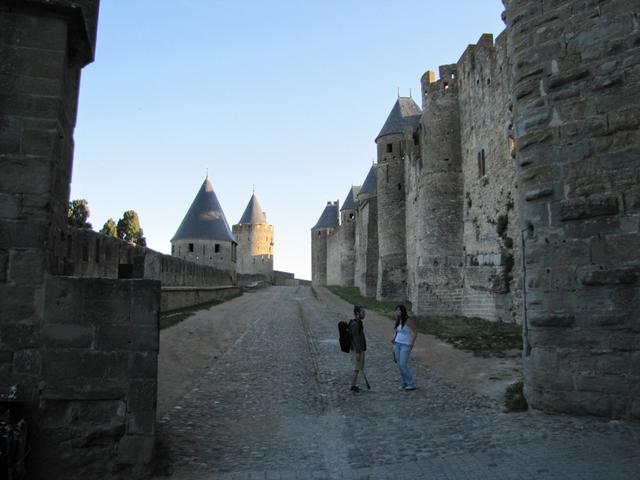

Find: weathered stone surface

[40,324,93,348]
[117,435,155,465]
[507,0,640,420]
[559,195,619,221]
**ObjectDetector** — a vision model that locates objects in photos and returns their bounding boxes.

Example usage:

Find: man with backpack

[349,306,368,392]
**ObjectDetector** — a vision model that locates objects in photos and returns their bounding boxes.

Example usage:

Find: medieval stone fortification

[313,0,640,420]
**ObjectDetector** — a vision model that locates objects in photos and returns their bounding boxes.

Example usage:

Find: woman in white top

[391,304,417,390]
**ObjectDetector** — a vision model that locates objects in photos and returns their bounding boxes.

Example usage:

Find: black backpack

[338,320,351,353]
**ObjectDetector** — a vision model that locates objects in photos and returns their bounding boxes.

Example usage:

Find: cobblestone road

[156,287,640,479]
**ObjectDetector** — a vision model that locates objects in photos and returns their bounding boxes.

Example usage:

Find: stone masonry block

[0,12,68,51]
[79,351,129,380]
[574,373,631,395]
[579,266,640,286]
[117,434,155,465]
[40,324,93,348]
[129,280,161,326]
[21,128,58,156]
[126,411,155,436]
[0,218,49,249]
[0,93,62,120]
[95,325,134,351]
[43,276,84,324]
[42,350,82,380]
[128,352,157,379]
[591,233,640,264]
[8,248,46,284]
[0,193,20,220]
[127,380,157,413]
[0,115,21,154]
[559,195,619,221]
[12,348,41,375]
[0,44,66,79]
[0,321,38,349]
[0,249,7,282]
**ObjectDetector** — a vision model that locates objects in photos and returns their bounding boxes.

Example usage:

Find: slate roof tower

[311,201,339,286]
[171,176,237,274]
[375,97,421,301]
[232,193,274,281]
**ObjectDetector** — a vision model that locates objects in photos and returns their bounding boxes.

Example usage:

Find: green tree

[100,218,117,237]
[68,199,92,229]
[116,210,146,246]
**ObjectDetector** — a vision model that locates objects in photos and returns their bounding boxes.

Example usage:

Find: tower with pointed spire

[354,165,379,297]
[311,201,339,286]
[171,176,237,275]
[232,192,274,279]
[375,97,421,301]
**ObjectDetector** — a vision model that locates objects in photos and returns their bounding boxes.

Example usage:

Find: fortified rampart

[313,0,640,420]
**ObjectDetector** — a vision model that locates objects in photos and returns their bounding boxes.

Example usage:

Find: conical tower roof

[172,177,235,243]
[340,186,361,211]
[359,165,377,196]
[238,193,267,225]
[376,97,422,141]
[312,202,339,230]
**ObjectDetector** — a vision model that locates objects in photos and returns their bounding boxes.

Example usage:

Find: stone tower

[171,176,237,275]
[505,0,640,419]
[232,193,274,278]
[410,66,464,315]
[375,97,421,301]
[354,165,379,297]
[311,201,339,286]
[326,186,360,286]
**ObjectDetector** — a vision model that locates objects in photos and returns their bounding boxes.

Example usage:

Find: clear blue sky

[72,0,506,280]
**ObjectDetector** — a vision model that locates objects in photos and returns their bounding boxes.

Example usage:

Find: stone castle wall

[505,0,640,420]
[354,196,378,297]
[457,32,522,322]
[326,210,357,286]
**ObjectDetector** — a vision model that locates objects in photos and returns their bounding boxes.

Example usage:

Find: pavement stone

[154,286,640,480]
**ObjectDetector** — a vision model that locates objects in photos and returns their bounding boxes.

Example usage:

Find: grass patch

[326,286,408,317]
[327,285,522,358]
[413,315,522,358]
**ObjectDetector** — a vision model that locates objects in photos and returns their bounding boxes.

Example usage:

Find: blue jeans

[393,342,416,388]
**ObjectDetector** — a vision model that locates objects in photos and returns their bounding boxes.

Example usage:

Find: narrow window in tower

[444,82,449,90]
[188,243,194,252]
[203,244,205,255]
[386,143,393,153]
[478,149,486,178]
[171,245,175,255]
[215,244,220,253]
[386,165,389,183]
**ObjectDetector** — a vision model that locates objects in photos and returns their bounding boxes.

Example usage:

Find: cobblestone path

[156,287,640,479]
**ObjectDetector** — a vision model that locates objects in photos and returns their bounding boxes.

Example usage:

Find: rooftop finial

[252,184,255,194]
[206,168,208,179]
[409,88,412,98]
[397,86,400,98]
